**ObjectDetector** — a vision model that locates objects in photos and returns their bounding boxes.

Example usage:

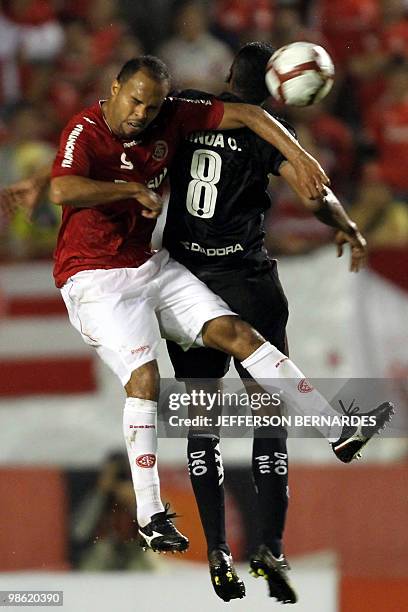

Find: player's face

[109,70,169,138]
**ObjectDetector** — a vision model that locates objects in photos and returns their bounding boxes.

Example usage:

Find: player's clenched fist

[133,184,163,219]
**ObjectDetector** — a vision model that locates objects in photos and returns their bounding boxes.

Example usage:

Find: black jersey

[163,90,296,273]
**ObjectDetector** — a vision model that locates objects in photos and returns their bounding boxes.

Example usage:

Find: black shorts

[166,261,289,380]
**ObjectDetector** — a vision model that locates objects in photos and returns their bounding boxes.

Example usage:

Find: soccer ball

[265,42,335,106]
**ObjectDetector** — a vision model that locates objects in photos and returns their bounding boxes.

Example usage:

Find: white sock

[241,342,341,440]
[123,397,164,527]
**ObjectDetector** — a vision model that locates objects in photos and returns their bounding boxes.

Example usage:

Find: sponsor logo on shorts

[131,345,150,355]
[275,357,289,368]
[298,379,314,393]
[136,454,156,468]
[61,124,84,168]
[152,140,168,161]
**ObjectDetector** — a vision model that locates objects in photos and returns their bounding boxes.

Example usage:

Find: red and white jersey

[51,97,224,287]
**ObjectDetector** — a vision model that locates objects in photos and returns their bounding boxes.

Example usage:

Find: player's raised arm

[1,169,162,220]
[50,176,162,218]
[218,102,330,200]
[279,160,367,272]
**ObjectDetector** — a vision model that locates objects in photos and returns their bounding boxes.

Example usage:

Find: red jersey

[52,97,224,287]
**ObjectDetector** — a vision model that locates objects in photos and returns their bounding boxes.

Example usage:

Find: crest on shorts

[152,140,168,161]
[297,379,314,393]
[136,454,156,468]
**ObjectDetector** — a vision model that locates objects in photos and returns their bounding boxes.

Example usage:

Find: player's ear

[111,79,121,97]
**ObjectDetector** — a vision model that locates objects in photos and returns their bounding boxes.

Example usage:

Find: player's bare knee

[202,315,234,350]
[203,315,264,359]
[231,320,265,359]
[125,360,159,400]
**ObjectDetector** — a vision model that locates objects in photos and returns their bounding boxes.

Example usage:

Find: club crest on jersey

[136,454,156,468]
[152,140,168,161]
[298,379,314,393]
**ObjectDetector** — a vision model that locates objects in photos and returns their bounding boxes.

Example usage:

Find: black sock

[252,426,289,558]
[187,433,230,556]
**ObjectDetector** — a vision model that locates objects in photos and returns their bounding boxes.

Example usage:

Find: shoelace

[338,398,360,416]
[163,501,179,520]
[153,502,180,525]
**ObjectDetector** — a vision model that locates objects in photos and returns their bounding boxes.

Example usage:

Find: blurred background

[0,1,407,611]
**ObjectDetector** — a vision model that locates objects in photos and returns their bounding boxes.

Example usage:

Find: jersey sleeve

[174,96,225,138]
[51,118,93,178]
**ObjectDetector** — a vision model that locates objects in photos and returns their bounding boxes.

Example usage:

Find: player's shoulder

[164,89,218,110]
[173,88,214,101]
[255,112,297,151]
[170,89,241,106]
[217,92,242,104]
[62,102,103,136]
[272,115,296,139]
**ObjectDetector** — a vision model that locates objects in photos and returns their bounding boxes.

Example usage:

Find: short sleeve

[51,120,92,178]
[173,96,225,138]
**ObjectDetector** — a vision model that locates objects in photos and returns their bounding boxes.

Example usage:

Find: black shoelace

[153,502,180,525]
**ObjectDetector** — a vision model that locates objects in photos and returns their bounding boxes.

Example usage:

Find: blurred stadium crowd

[0,0,407,265]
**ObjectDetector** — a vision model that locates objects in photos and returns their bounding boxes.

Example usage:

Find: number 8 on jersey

[186,149,222,218]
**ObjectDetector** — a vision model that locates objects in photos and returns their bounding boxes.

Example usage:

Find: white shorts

[60,249,236,386]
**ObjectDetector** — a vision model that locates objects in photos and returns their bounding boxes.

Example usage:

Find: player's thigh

[156,258,236,350]
[208,265,288,350]
[199,264,288,377]
[166,339,231,380]
[61,273,162,386]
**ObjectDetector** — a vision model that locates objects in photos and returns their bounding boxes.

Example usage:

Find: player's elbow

[292,189,322,211]
[50,178,69,205]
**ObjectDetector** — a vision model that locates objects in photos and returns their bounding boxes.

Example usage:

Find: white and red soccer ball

[265,41,335,106]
